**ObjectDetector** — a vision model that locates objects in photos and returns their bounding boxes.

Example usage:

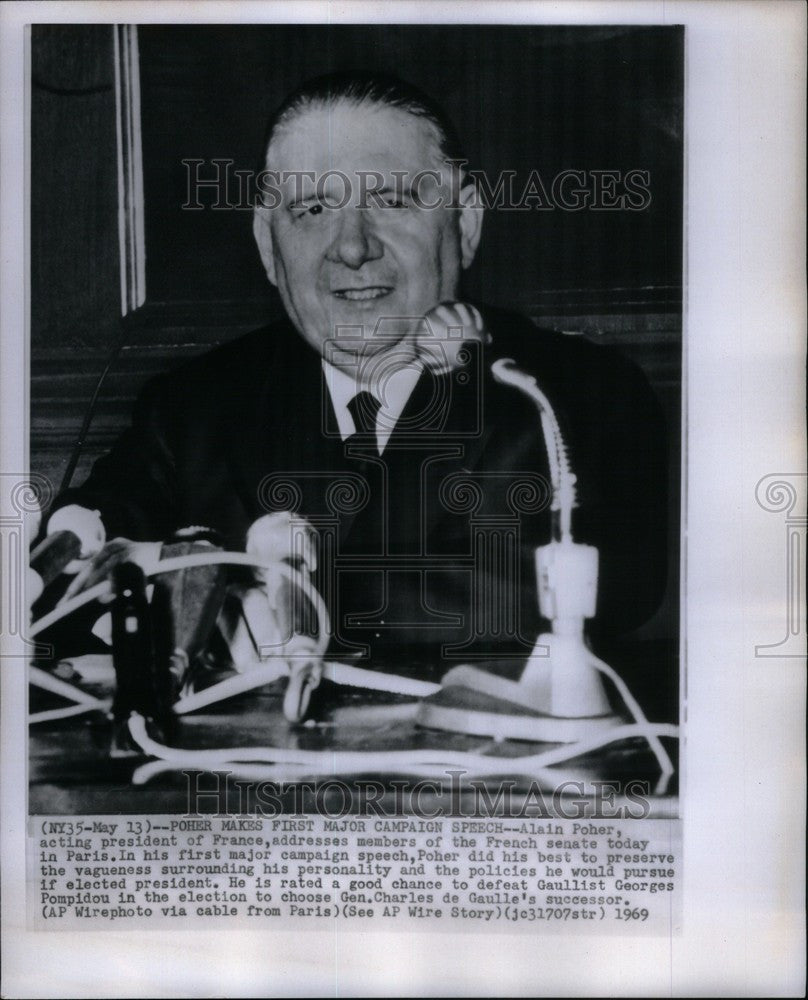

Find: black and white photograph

[26,22,682,817]
[1,1,804,997]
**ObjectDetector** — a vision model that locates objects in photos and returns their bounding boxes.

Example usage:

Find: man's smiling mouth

[332,286,393,301]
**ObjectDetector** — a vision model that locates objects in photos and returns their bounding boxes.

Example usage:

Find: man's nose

[325,208,383,269]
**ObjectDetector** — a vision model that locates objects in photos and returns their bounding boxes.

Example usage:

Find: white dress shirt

[322,358,423,454]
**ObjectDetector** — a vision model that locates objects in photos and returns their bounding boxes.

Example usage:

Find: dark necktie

[347,390,381,444]
[341,391,383,563]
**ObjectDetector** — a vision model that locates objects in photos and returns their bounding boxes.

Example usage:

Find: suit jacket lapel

[384,348,497,549]
[225,325,336,525]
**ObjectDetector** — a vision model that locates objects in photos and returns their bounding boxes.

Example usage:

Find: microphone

[245,512,322,722]
[108,529,228,751]
[245,512,318,644]
[110,561,156,722]
[150,529,229,700]
[246,511,317,575]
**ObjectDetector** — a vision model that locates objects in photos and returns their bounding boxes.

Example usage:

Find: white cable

[130,755,680,820]
[29,547,679,793]
[174,659,440,716]
[589,652,676,795]
[131,755,588,789]
[29,553,329,646]
[490,356,675,791]
[30,700,111,725]
[321,661,440,698]
[29,549,429,715]
[131,758,319,786]
[28,553,330,724]
[28,664,108,708]
[30,582,111,636]
[128,712,677,781]
[173,660,290,714]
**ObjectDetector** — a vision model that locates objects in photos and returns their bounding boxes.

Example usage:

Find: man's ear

[253,204,278,286]
[457,183,484,269]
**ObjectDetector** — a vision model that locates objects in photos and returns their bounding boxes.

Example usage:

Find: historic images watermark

[0,471,56,658]
[182,769,653,820]
[181,160,653,213]
[754,473,806,658]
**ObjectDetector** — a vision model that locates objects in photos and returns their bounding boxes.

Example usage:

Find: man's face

[253,100,482,372]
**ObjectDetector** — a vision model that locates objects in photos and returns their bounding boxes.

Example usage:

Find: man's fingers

[454,302,475,330]
[469,304,485,332]
[430,302,485,340]
[432,303,460,330]
[455,302,487,337]
[418,303,489,374]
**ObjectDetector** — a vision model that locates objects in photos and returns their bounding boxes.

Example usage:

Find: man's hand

[59,538,163,604]
[416,301,491,375]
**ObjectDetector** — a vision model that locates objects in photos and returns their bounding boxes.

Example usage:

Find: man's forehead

[266,100,444,176]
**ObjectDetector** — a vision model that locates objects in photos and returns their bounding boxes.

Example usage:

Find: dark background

[30,23,682,642]
[134,25,682,315]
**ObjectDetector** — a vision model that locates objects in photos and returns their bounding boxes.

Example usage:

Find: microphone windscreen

[46,505,106,573]
[246,512,317,574]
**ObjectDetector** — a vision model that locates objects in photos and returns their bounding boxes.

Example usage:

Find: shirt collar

[322,357,423,454]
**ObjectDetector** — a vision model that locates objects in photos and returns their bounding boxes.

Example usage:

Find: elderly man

[47,71,667,675]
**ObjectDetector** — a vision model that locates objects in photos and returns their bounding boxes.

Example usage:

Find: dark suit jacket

[53,305,668,671]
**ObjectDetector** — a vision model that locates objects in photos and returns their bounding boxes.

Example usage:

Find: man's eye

[293,202,326,219]
[297,203,324,217]
[382,195,407,208]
